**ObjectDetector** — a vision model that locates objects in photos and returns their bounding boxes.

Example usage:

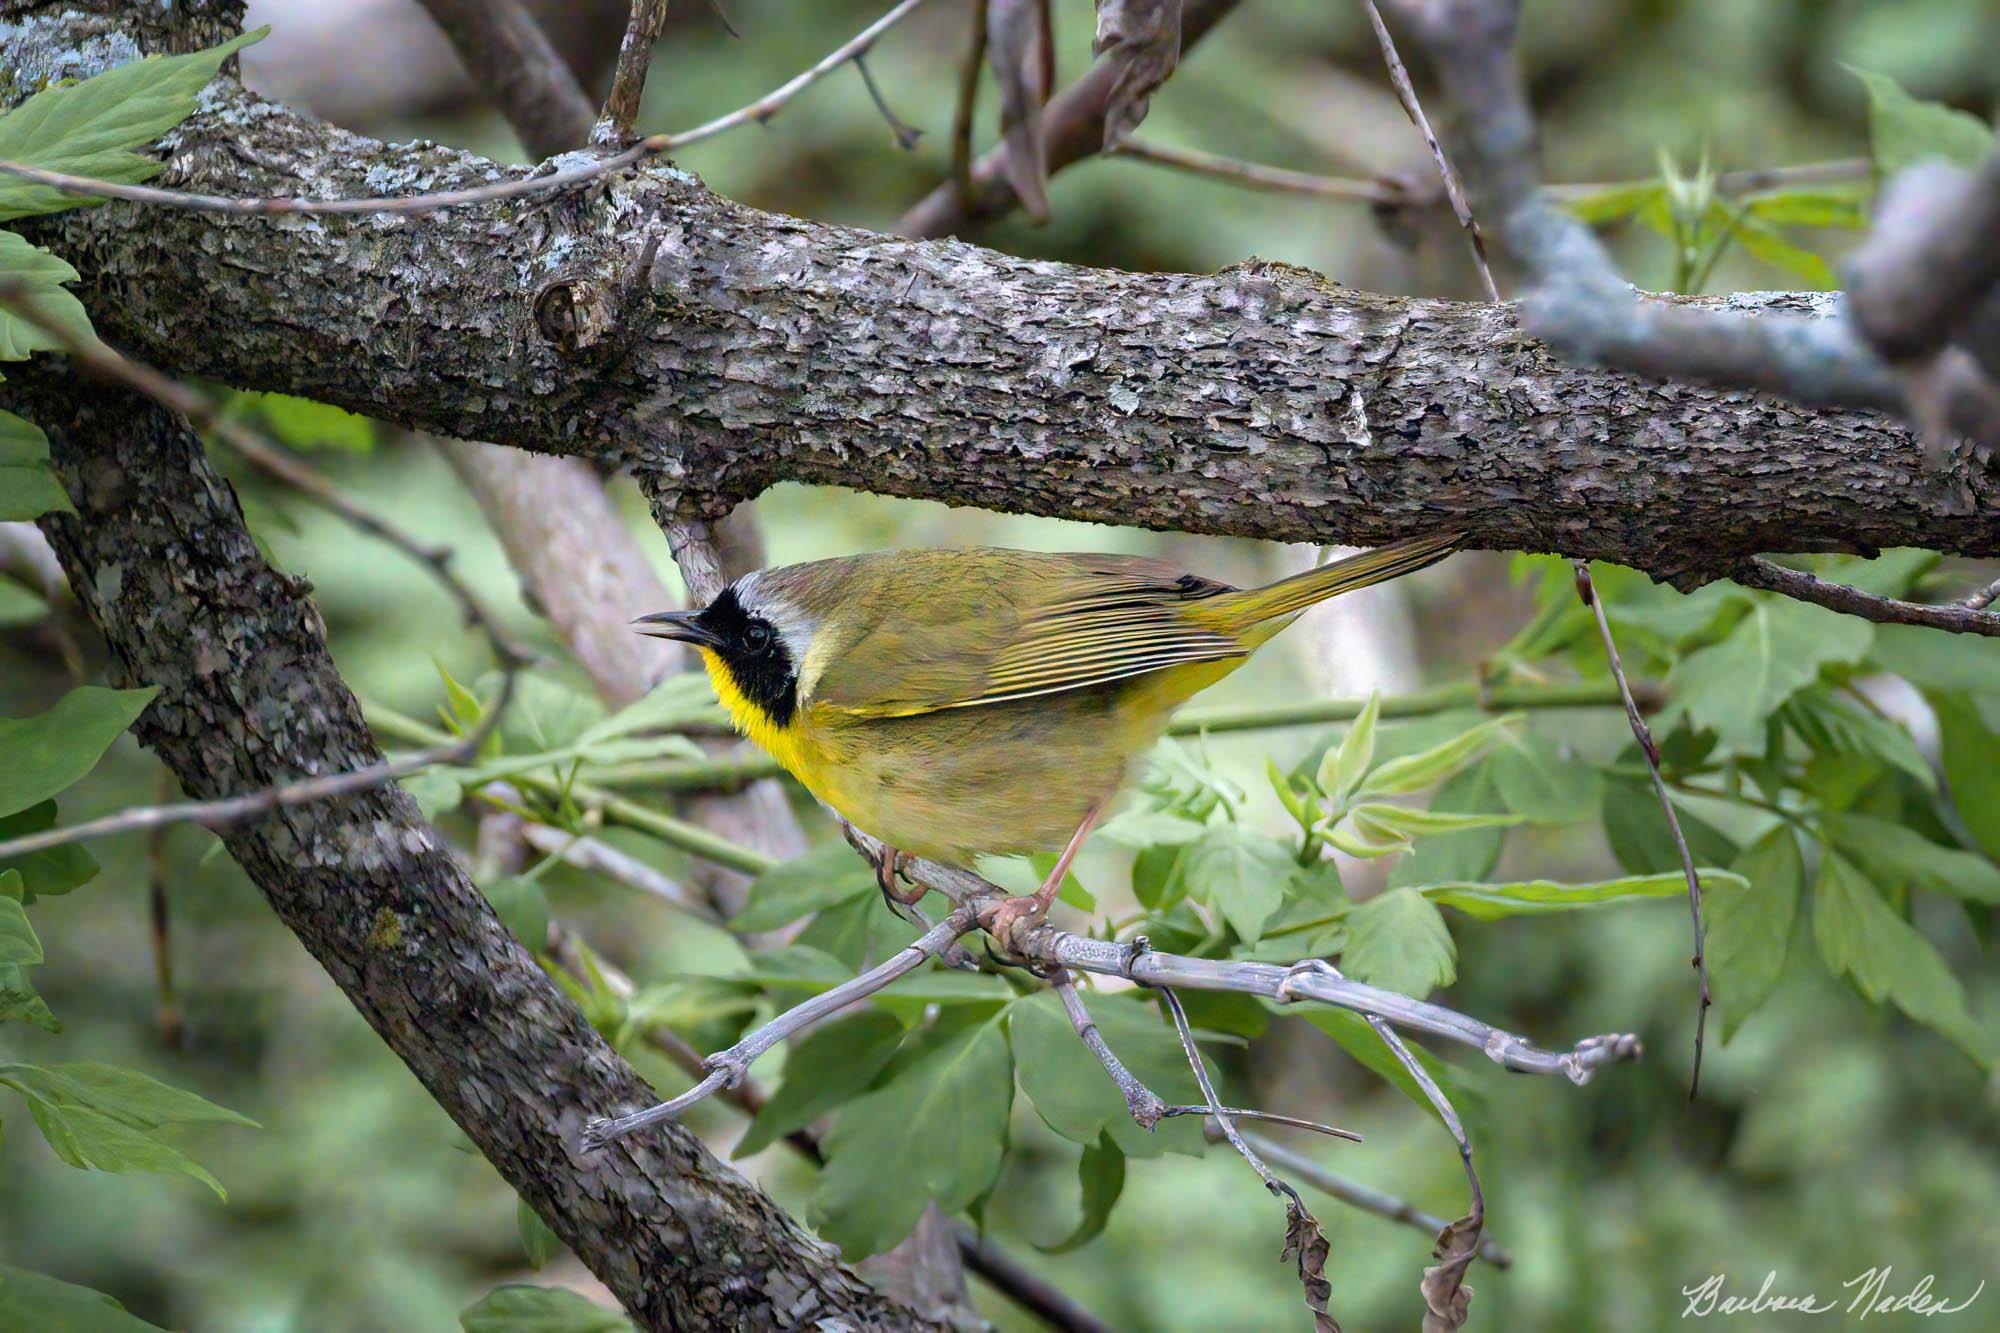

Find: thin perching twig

[1575,561,1710,1097]
[582,907,980,1148]
[1733,557,2000,639]
[0,0,933,220]
[1361,0,1499,301]
[0,284,527,864]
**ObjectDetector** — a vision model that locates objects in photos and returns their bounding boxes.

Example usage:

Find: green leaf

[6,1061,257,1131]
[1007,990,1202,1158]
[1038,1133,1125,1254]
[1667,599,1873,752]
[1317,691,1380,801]
[1812,853,1993,1065]
[0,801,100,899]
[1782,689,1934,793]
[1360,714,1517,796]
[1847,66,1997,175]
[734,1010,906,1159]
[1600,778,1738,878]
[1742,188,1869,229]
[1421,870,1742,920]
[1561,180,1665,224]
[0,409,74,519]
[0,232,95,363]
[1182,823,1294,943]
[0,963,59,1032]
[0,29,269,221]
[813,1013,1014,1257]
[791,891,920,974]
[1287,1004,1463,1128]
[1871,626,2000,694]
[576,674,721,747]
[1727,214,1838,288]
[1348,803,1523,841]
[0,684,159,818]
[1932,692,2000,861]
[483,875,551,948]
[459,1285,633,1333]
[0,885,43,969]
[731,842,876,933]
[0,1266,168,1332]
[515,1196,561,1271]
[1486,731,1603,824]
[1341,887,1454,997]
[1388,764,1506,889]
[243,392,376,453]
[1130,841,1188,912]
[0,574,48,627]
[1823,811,2000,906]
[1097,806,1205,849]
[1709,826,1804,1041]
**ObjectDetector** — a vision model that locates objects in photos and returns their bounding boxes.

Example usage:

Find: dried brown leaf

[987,0,1054,222]
[1281,1193,1342,1333]
[1092,0,1184,148]
[1419,1211,1480,1332]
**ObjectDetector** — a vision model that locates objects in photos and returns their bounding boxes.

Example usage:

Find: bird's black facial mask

[698,587,798,728]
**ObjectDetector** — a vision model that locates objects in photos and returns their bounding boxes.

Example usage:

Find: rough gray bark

[8,358,931,1332]
[8,6,1994,585]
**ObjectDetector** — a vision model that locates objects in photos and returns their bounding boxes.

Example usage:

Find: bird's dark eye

[743,622,772,653]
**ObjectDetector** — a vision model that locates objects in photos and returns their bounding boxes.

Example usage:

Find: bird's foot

[978,892,1051,955]
[870,845,924,908]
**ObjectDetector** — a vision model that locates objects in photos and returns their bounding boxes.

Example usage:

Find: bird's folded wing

[812,554,1246,718]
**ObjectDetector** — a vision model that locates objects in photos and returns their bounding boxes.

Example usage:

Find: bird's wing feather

[809,552,1246,719]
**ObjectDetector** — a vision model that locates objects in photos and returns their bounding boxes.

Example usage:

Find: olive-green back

[777,549,1247,718]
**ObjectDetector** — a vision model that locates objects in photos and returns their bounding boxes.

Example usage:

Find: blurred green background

[4,1,1996,1329]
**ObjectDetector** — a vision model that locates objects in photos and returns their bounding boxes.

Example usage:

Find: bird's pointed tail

[1206,532,1461,632]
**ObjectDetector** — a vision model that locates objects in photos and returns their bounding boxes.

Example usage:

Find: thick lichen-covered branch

[6,358,931,1333]
[6,8,1995,584]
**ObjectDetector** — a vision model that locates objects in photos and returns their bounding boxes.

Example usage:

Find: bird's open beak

[631,609,724,649]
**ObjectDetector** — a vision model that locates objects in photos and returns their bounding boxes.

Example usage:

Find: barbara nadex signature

[1682,1268,1985,1320]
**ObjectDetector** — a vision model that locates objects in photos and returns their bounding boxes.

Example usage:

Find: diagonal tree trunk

[11,359,932,1332]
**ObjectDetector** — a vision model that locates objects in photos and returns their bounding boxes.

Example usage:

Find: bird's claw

[978,893,1048,955]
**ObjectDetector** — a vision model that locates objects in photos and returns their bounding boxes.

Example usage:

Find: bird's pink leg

[982,798,1107,949]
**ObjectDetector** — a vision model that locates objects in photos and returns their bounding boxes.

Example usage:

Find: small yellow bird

[635,535,1456,940]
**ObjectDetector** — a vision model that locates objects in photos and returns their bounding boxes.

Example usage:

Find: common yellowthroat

[635,534,1456,940]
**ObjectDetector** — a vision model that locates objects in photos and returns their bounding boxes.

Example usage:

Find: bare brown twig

[1733,557,2000,638]
[1576,562,1711,1097]
[0,284,527,866]
[597,0,673,145]
[1361,0,1499,301]
[951,0,991,209]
